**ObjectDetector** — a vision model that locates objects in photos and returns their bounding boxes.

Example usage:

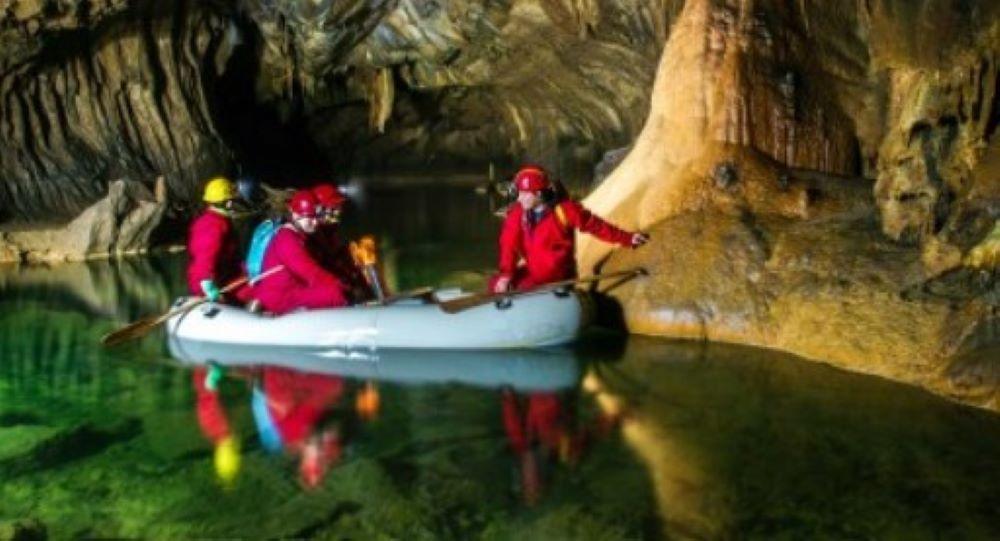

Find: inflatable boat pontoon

[167,339,581,392]
[165,288,591,350]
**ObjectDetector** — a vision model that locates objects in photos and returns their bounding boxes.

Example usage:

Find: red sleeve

[189,214,227,283]
[275,229,346,291]
[497,206,523,278]
[560,200,633,246]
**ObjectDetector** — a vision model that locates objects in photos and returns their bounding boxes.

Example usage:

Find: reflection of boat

[167,338,581,392]
[165,289,588,349]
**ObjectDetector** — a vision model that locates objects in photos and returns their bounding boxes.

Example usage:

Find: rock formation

[581,0,1000,410]
[0,177,168,263]
[0,0,674,221]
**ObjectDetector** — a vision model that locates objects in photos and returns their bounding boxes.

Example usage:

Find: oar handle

[100,265,288,347]
[438,267,646,314]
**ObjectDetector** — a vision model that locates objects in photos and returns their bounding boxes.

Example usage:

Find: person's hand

[630,232,650,248]
[493,275,512,294]
[200,279,222,302]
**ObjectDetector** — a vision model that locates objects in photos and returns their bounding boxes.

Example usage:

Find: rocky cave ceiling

[0,0,677,220]
[0,0,998,230]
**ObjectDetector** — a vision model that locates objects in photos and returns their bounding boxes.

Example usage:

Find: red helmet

[513,166,549,192]
[288,190,318,217]
[312,183,346,209]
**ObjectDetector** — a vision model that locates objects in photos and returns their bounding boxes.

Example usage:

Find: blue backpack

[246,219,280,280]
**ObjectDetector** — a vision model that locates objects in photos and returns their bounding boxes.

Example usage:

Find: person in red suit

[187,177,242,302]
[490,165,649,293]
[310,183,373,303]
[250,190,350,315]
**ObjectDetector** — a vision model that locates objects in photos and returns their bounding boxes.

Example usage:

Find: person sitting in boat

[310,183,374,304]
[490,165,649,293]
[232,175,270,255]
[250,189,350,315]
[187,176,243,303]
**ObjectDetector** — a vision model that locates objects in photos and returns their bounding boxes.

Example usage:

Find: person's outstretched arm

[559,200,648,247]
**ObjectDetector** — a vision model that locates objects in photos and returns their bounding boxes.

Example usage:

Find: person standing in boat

[187,177,243,303]
[490,165,649,293]
[310,183,374,304]
[250,190,350,314]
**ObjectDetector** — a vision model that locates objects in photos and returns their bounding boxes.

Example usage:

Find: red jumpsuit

[262,368,344,447]
[261,368,345,487]
[193,368,232,444]
[501,390,574,506]
[252,225,349,315]
[492,200,634,290]
[502,391,565,455]
[186,209,240,296]
[311,225,373,303]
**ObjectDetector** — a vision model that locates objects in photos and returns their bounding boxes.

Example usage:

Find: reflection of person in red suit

[254,367,346,489]
[192,366,244,486]
[489,166,649,293]
[501,388,623,506]
[501,390,575,506]
[250,190,350,315]
[310,183,373,304]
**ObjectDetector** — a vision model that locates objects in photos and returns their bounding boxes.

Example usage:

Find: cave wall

[1,0,997,265]
[0,0,240,221]
[578,0,1000,411]
[0,0,680,221]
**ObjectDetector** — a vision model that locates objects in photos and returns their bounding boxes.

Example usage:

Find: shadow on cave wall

[210,15,331,188]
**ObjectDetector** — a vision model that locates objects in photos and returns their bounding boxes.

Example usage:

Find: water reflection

[0,254,181,321]
[192,365,354,490]
[172,338,589,498]
[583,337,1000,539]
[167,340,581,392]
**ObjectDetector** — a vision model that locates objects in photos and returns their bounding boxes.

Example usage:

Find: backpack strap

[552,202,571,231]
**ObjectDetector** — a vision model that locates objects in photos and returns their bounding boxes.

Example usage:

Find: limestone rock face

[0,178,167,263]
[245,0,671,179]
[0,0,239,221]
[0,0,676,220]
[580,0,1000,410]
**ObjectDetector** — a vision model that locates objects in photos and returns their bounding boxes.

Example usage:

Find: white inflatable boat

[164,288,591,350]
[166,339,581,392]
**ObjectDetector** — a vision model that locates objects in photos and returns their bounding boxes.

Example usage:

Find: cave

[2,0,1000,537]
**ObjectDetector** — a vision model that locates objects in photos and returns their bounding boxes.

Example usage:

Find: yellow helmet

[203,177,236,204]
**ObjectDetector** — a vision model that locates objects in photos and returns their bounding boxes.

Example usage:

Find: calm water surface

[1,186,999,539]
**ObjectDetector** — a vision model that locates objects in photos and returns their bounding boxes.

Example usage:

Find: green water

[1,186,1000,539]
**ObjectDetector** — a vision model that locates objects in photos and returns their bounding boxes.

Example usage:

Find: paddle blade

[100,314,162,347]
[380,286,436,306]
[438,292,497,314]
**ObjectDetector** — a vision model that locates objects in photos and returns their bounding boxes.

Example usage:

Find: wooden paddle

[374,285,438,306]
[437,267,647,314]
[100,265,286,347]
